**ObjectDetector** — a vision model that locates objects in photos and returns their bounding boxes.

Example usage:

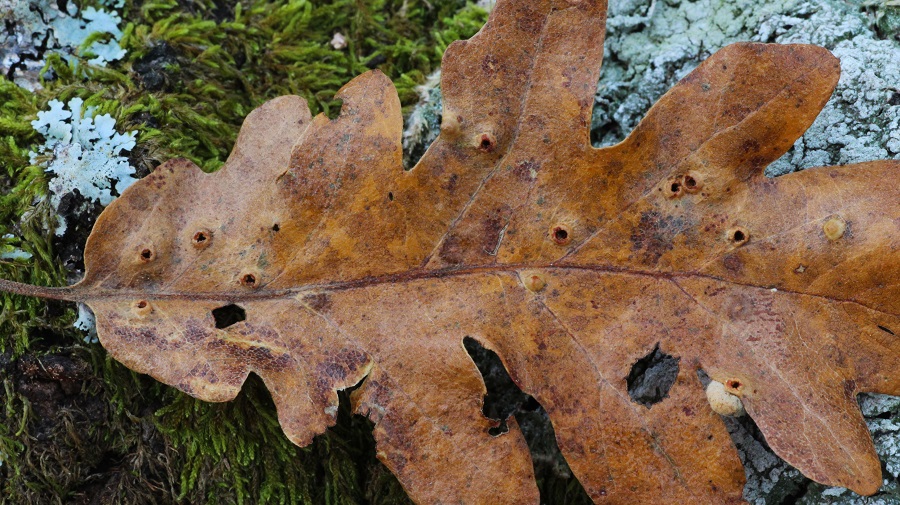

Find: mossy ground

[0,1,486,503]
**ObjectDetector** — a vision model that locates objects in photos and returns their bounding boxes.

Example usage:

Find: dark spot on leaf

[304,293,332,313]
[442,173,459,192]
[630,211,686,264]
[212,304,246,329]
[438,234,465,265]
[481,214,506,255]
[741,139,761,154]
[723,254,743,273]
[512,160,540,182]
[481,54,499,73]
[626,344,680,408]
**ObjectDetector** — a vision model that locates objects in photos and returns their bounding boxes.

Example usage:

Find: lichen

[402,71,443,168]
[0,234,32,261]
[0,0,127,90]
[29,97,137,235]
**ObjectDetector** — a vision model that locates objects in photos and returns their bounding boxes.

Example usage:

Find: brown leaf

[2,0,898,502]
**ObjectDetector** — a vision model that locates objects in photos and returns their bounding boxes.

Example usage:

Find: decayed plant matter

[2,0,898,502]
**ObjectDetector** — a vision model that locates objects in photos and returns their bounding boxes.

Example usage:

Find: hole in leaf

[626,343,680,408]
[670,182,681,193]
[878,325,895,335]
[387,192,394,202]
[272,223,280,232]
[241,274,257,287]
[136,300,147,309]
[463,337,526,436]
[463,337,591,502]
[140,248,153,261]
[726,379,742,390]
[212,304,246,329]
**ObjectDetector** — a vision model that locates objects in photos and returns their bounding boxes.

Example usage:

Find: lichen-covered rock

[0,0,126,90]
[400,1,900,502]
[594,0,900,176]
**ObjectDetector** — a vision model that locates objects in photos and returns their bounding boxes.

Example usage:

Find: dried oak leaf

[3,0,899,503]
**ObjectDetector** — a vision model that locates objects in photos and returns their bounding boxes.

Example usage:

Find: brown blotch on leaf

[303,292,332,313]
[723,254,743,273]
[438,234,465,265]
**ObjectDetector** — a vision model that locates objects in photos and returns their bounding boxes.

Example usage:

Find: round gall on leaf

[706,380,745,417]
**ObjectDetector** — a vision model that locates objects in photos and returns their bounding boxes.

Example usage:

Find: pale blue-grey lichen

[0,0,126,90]
[73,303,98,344]
[402,71,443,168]
[0,234,32,261]
[30,97,137,236]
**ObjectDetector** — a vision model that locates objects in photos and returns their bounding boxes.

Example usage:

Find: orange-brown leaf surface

[2,0,899,503]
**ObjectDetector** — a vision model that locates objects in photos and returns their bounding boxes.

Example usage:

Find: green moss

[0,0,486,503]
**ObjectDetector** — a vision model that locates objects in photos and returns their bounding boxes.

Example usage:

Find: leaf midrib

[62,263,893,318]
